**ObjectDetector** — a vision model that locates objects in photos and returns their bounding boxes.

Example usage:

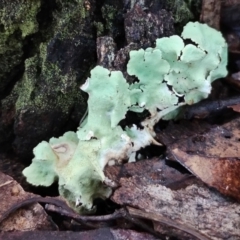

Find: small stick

[0,196,73,224]
[0,196,211,239]
[46,204,209,239]
[46,204,164,239]
[0,180,13,188]
[45,204,124,222]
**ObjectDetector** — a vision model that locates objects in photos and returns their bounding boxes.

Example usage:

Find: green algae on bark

[0,0,41,95]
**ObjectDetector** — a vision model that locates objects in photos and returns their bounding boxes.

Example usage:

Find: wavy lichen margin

[23,22,228,213]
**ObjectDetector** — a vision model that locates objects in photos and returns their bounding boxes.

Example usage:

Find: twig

[46,204,164,239]
[0,180,13,188]
[45,204,124,222]
[0,196,211,239]
[0,196,74,224]
[46,204,211,239]
[46,204,210,239]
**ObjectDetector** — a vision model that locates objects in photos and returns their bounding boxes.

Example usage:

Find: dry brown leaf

[107,159,240,239]
[158,117,240,201]
[105,158,189,189]
[0,172,55,231]
[171,148,240,200]
[228,104,240,113]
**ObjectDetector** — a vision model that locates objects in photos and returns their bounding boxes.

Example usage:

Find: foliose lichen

[23,22,228,213]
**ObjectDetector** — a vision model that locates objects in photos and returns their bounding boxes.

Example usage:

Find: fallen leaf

[158,117,240,200]
[105,158,190,189]
[171,148,240,200]
[228,104,240,113]
[181,95,240,120]
[127,207,210,240]
[0,172,55,231]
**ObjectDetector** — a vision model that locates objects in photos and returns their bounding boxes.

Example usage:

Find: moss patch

[15,46,85,114]
[0,0,41,94]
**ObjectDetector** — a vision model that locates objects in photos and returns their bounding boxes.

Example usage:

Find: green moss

[94,21,104,36]
[0,0,41,93]
[16,43,85,114]
[101,4,118,31]
[15,56,38,110]
[0,0,40,37]
[10,0,95,122]
[163,0,202,29]
[165,0,193,24]
[53,0,91,39]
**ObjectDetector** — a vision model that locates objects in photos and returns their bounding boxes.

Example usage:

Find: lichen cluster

[23,22,228,213]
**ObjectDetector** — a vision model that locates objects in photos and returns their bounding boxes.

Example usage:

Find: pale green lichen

[23,22,228,213]
[128,22,227,131]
